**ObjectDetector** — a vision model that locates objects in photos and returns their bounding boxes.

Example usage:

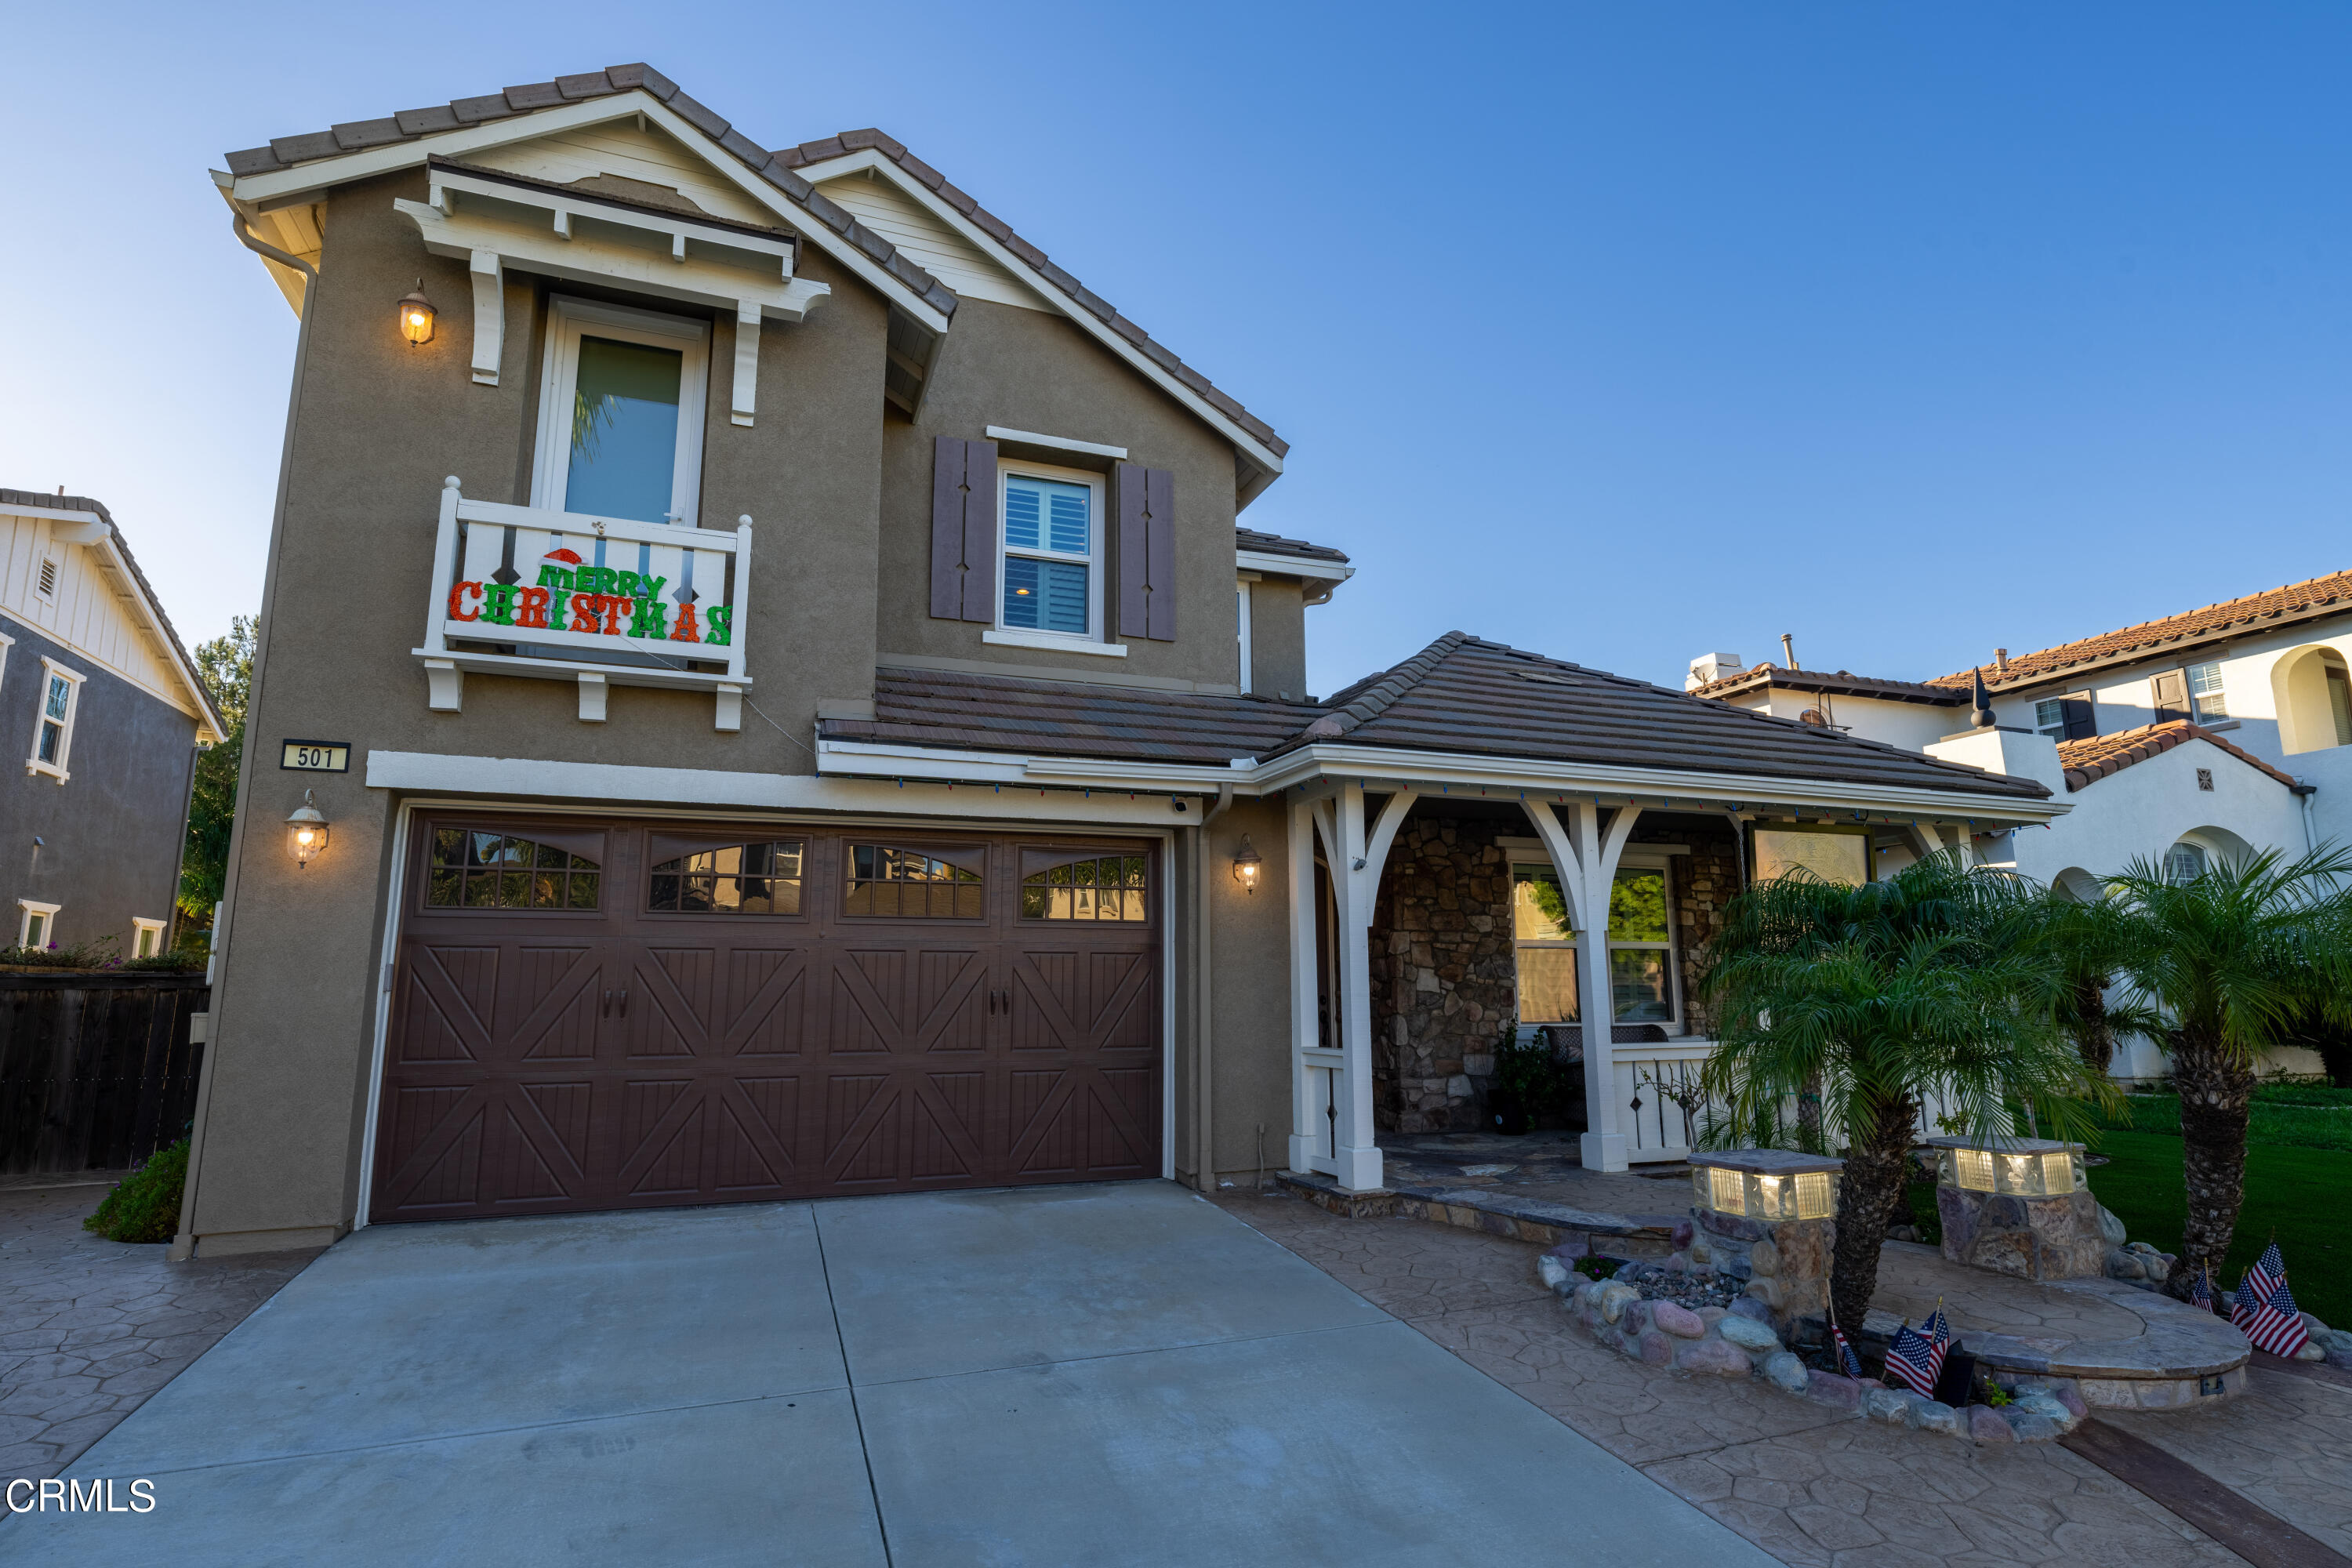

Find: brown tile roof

[1281,633,2049,799]
[1928,568,2352,692]
[1235,526,1348,565]
[775,132,1285,459]
[224,65,1285,459]
[823,667,1323,765]
[2055,720,2298,794]
[1688,662,1965,706]
[0,488,225,737]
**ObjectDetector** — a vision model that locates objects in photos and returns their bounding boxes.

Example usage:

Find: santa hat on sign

[543,546,584,568]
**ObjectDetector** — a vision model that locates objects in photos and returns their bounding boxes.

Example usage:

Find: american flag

[1830,1319,1866,1381]
[2188,1264,2216,1316]
[1884,1306,1951,1397]
[2233,1243,2310,1358]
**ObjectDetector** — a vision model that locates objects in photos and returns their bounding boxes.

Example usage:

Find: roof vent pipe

[1994,648,2009,673]
[1780,633,1799,671]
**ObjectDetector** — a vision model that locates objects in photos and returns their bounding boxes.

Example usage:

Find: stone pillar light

[1922,1135,2105,1280]
[1681,1149,1842,1334]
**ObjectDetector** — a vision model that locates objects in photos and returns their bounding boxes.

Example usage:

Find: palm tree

[1698,851,2113,1333]
[2075,846,2352,1296]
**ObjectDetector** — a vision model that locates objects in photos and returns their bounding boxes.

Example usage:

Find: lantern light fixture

[1231,835,1263,894]
[396,280,437,346]
[1689,1149,1844,1221]
[285,789,331,869]
[1923,1135,2082,1197]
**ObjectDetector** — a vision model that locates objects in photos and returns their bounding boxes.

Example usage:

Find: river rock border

[1540,1249,2089,1445]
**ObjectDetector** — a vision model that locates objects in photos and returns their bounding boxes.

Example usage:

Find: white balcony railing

[412,479,751,728]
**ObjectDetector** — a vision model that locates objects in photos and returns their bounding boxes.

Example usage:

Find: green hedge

[83,1140,189,1243]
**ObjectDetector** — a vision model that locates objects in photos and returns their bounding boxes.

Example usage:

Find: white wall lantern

[286,789,331,869]
[397,281,437,346]
[1231,835,1264,894]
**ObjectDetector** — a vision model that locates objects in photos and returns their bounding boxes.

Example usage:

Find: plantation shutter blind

[1116,463,1177,641]
[930,437,999,622]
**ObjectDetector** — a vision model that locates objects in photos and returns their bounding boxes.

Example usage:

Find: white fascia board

[367,750,1188,826]
[228,93,947,333]
[411,647,748,694]
[0,501,106,528]
[1236,550,1352,583]
[1247,743,2070,824]
[817,738,1233,792]
[795,147,1283,476]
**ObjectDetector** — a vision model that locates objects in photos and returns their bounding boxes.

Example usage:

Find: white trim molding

[1235,550,1353,583]
[984,426,1128,460]
[26,656,86,782]
[16,899,60,949]
[982,630,1128,659]
[132,917,168,958]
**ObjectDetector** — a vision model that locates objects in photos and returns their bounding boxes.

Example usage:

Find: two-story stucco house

[2,488,225,958]
[176,64,2064,1257]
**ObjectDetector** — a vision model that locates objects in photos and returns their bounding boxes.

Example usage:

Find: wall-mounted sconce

[396,280,437,346]
[286,789,331,869]
[1231,835,1263,894]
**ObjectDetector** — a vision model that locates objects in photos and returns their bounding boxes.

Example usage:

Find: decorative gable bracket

[394,165,829,426]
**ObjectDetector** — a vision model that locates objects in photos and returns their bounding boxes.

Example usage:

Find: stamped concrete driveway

[3,1181,1780,1566]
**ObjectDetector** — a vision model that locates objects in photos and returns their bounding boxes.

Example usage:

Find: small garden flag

[2232,1243,2310,1358]
[1883,1305,1951,1397]
[2188,1263,2216,1316]
[1827,1303,1866,1380]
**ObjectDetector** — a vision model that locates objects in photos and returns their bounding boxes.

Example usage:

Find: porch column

[1286,794,1323,1174]
[1302,782,1415,1192]
[1526,798,1642,1173]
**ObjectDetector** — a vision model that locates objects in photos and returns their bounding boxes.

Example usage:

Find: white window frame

[1236,575,1254,689]
[2187,660,2227,722]
[2034,698,2065,739]
[1504,848,1683,1029]
[992,457,1107,647]
[0,630,13,691]
[26,656,85,782]
[529,296,710,525]
[132,917,166,958]
[17,899,60,949]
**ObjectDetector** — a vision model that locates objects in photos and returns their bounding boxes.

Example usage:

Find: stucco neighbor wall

[0,615,199,951]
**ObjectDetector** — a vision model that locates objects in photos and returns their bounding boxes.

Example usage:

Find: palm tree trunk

[2073,975,2113,1073]
[2167,1025,2253,1297]
[1829,1090,1918,1334]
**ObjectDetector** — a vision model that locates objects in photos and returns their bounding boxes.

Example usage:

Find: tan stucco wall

[1247,579,1308,699]
[874,298,1242,688]
[1202,795,1298,1182]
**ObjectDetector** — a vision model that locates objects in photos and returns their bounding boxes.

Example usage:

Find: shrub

[83,1140,190,1243]
[0,941,117,970]
[122,948,206,973]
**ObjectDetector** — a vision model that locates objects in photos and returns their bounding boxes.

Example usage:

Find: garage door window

[845,845,984,918]
[649,840,804,914]
[427,829,601,910]
[1022,854,1149,921]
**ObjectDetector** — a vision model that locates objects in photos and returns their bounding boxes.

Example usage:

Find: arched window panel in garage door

[426,826,604,910]
[844,844,985,919]
[647,837,804,915]
[1018,849,1149,922]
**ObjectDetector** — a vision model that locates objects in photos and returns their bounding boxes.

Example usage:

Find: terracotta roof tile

[2056,720,2298,793]
[1689,662,1967,706]
[1932,568,2352,691]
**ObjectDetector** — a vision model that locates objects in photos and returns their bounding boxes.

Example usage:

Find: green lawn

[2084,1128,2351,1327]
[2091,1087,2352,1152]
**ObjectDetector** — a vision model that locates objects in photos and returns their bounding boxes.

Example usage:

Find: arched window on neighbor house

[2272,645,2352,755]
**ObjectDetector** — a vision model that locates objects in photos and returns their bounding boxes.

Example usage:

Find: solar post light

[1921,1135,2105,1280]
[1679,1149,1845,1332]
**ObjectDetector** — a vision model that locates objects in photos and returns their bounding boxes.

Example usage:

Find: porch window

[1509,863,1678,1024]
[999,465,1102,640]
[531,296,710,525]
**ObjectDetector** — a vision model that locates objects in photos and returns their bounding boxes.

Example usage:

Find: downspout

[2293,780,2318,855]
[1195,785,1235,1192]
[171,215,318,1263]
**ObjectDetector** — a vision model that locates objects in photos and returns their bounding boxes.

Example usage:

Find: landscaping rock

[1863,1387,1912,1423]
[1762,1351,1809,1394]
[2107,1248,2146,1280]
[1537,1254,1573,1292]
[2098,1206,2129,1247]
[1904,1399,1963,1437]
[1637,1329,1675,1367]
[1698,1306,1729,1329]
[2007,1411,2064,1442]
[1675,1337,1752,1377]
[2125,1240,2161,1257]
[1652,1301,1706,1338]
[2011,1393,2076,1432]
[1969,1406,2016,1444]
[1594,1282,1641,1324]
[2296,1339,2326,1362]
[2050,1384,2089,1419]
[1621,1300,1652,1337]
[1718,1315,1782,1353]
[1671,1218,1694,1250]
[1805,1370,1864,1411]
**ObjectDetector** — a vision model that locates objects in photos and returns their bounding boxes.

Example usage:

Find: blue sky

[5,4,2347,697]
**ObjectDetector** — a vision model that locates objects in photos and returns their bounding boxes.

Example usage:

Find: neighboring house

[1688,572,2352,1082]
[1,489,225,957]
[180,63,2060,1257]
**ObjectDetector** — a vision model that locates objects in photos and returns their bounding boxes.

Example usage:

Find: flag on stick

[2188,1263,2216,1316]
[1828,1304,1867,1381]
[1883,1304,1951,1397]
[2232,1243,2310,1358]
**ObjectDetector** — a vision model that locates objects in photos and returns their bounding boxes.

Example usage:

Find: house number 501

[280,741,351,773]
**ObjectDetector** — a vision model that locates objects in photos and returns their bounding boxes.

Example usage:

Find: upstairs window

[2164,841,2209,884]
[2187,661,2227,722]
[999,466,1102,640]
[27,659,84,782]
[426,830,601,910]
[845,845,984,919]
[531,297,709,526]
[649,840,804,915]
[2034,693,2096,741]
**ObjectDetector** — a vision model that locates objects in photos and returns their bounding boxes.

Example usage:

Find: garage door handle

[601,989,612,1017]
[619,989,629,1018]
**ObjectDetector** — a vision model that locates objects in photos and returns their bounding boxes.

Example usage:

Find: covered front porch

[1277,767,2053,1191]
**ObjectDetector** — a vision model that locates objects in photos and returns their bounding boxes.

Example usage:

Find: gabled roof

[1235,527,1348,566]
[1273,633,2049,798]
[1689,662,1965,706]
[0,488,227,740]
[2056,720,2298,794]
[1928,568,2352,693]
[822,666,1320,764]
[221,65,1285,477]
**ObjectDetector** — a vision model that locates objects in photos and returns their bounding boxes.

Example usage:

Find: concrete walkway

[2,1181,1780,1566]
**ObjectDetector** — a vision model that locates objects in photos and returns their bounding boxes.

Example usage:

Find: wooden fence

[0,972,208,1175]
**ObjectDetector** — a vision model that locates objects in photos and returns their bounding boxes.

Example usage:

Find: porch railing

[1615,1037,1965,1164]
[414,480,752,710]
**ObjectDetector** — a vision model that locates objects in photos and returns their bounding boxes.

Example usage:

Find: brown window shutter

[1116,463,1177,641]
[2151,670,2188,724]
[2061,696,2096,739]
[930,437,998,622]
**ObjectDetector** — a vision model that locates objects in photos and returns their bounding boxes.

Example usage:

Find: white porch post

[1526,798,1641,1173]
[1295,780,1415,1193]
[1286,793,1323,1174]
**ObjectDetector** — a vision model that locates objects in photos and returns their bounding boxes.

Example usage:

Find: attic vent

[37,557,57,597]
[2196,768,2214,792]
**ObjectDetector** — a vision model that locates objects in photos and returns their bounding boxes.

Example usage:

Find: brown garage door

[370,815,1161,1221]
